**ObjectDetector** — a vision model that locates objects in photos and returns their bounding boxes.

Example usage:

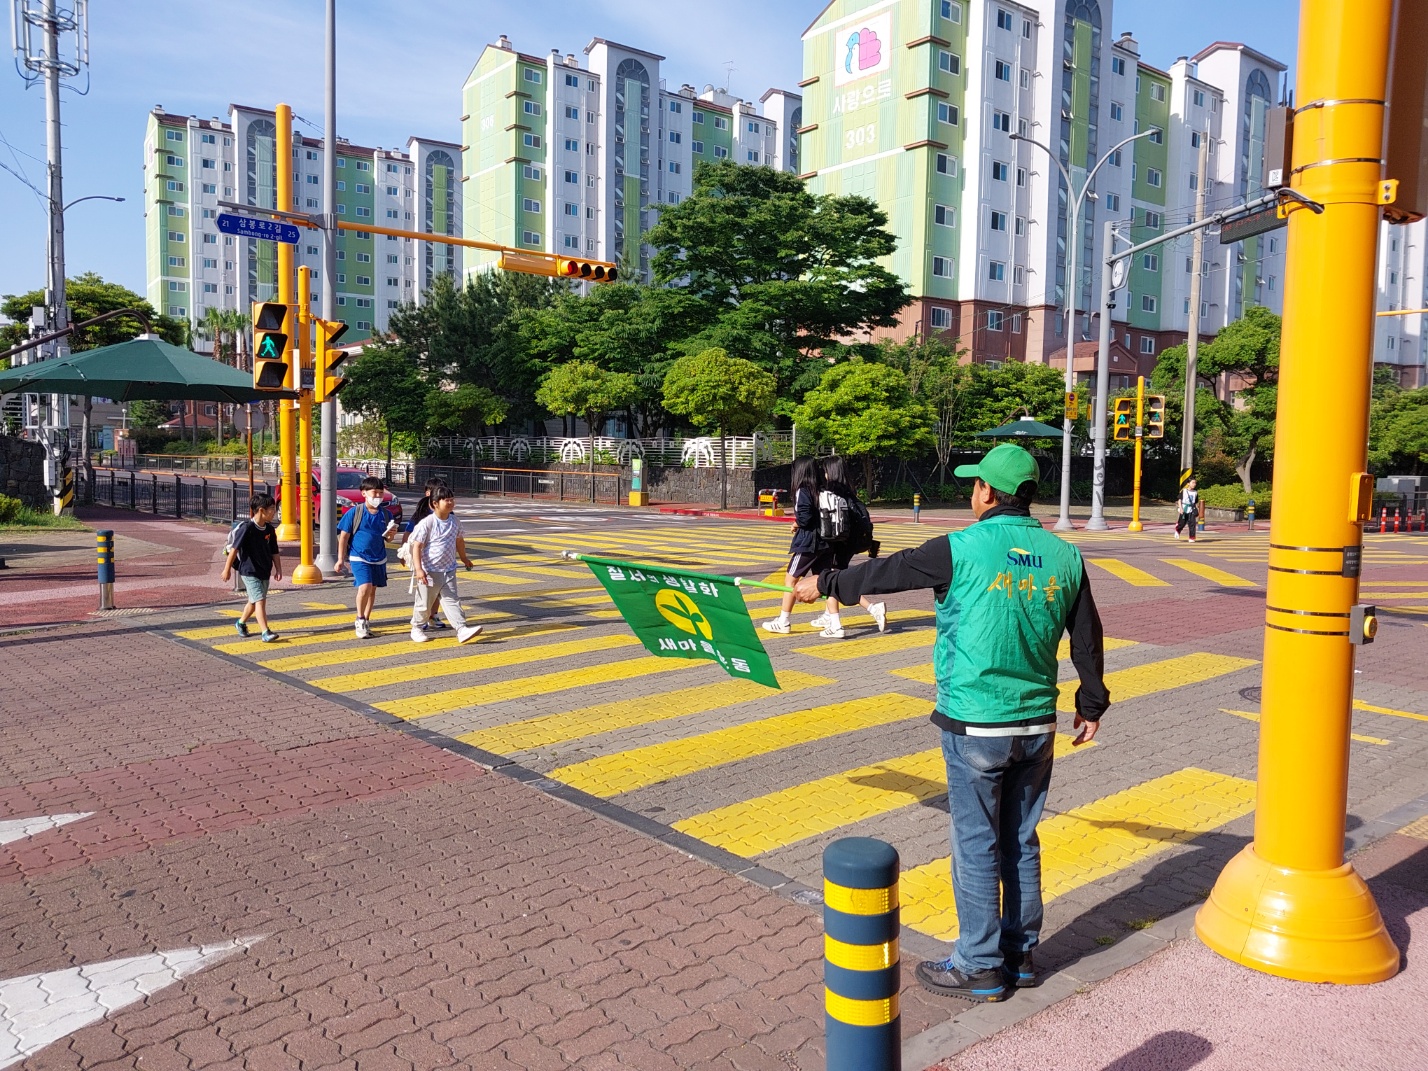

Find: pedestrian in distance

[1175,478,1199,542]
[809,454,886,638]
[792,443,1109,1003]
[407,485,483,645]
[221,491,284,643]
[336,475,399,639]
[762,457,834,634]
[400,477,452,630]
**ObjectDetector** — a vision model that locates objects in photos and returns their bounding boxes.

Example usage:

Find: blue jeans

[941,729,1055,974]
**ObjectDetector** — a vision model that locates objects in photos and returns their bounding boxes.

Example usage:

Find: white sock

[776,611,790,624]
[827,614,841,627]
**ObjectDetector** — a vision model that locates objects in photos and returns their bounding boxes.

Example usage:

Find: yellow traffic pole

[291,265,322,585]
[1126,376,1144,533]
[1195,0,1400,984]
[275,103,299,543]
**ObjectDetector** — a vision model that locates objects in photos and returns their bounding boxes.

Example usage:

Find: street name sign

[217,213,301,245]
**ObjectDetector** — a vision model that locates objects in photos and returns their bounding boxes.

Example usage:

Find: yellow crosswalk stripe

[258,623,581,672]
[308,633,640,693]
[900,767,1258,941]
[450,570,538,586]
[1220,708,1388,745]
[1161,559,1256,587]
[374,655,698,720]
[548,693,930,798]
[890,636,1140,686]
[207,610,515,654]
[1354,700,1428,723]
[185,603,465,640]
[1055,652,1257,712]
[460,669,834,753]
[1087,558,1170,587]
[793,629,934,661]
[674,734,1091,857]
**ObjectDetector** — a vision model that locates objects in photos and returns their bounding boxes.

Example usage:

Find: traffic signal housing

[314,318,350,403]
[497,250,618,282]
[1112,396,1135,441]
[1145,394,1166,438]
[252,301,290,390]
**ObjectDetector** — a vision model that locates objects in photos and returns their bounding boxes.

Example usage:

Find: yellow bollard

[823,838,900,1071]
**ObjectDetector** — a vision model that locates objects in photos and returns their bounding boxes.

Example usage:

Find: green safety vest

[933,513,1085,727]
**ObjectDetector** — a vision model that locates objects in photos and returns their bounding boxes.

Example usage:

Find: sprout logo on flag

[655,588,714,640]
[834,11,893,86]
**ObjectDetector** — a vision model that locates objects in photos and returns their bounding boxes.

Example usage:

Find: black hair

[982,478,1037,510]
[424,476,448,495]
[431,485,456,503]
[250,492,276,513]
[819,455,853,489]
[791,457,821,498]
[360,475,386,493]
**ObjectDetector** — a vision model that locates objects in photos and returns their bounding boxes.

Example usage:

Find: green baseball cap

[954,443,1040,495]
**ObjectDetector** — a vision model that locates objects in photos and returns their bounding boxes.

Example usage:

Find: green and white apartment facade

[460,36,801,280]
[143,105,461,344]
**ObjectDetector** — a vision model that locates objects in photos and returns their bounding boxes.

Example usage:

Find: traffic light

[1145,394,1166,438]
[497,250,618,282]
[252,301,290,390]
[314,318,350,403]
[557,258,618,282]
[1112,396,1135,441]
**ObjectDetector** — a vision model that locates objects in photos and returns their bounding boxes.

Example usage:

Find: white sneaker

[357,619,373,640]
[456,624,483,644]
[762,618,791,634]
[819,623,846,639]
[411,626,430,643]
[808,613,830,630]
[869,603,888,633]
[354,619,364,638]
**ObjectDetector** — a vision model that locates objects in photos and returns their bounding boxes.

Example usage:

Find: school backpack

[223,517,251,556]
[845,497,876,555]
[818,490,852,541]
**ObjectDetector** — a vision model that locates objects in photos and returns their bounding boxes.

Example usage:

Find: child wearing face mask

[336,475,399,639]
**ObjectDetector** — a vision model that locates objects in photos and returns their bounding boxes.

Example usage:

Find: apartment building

[459,35,798,281]
[143,105,461,344]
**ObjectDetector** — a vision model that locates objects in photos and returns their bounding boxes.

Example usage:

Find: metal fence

[428,465,630,504]
[82,468,273,524]
[421,432,793,469]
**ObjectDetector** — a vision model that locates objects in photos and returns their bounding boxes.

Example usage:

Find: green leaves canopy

[661,348,776,436]
[794,361,934,493]
[535,360,640,431]
[1,272,186,364]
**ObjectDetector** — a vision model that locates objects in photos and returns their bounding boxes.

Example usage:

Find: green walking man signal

[1112,396,1135,441]
[1145,394,1167,439]
[252,301,290,390]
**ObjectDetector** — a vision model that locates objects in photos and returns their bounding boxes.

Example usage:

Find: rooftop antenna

[722,60,735,92]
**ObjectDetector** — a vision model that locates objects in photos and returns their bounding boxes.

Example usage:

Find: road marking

[0,813,93,847]
[1161,559,1257,587]
[460,670,834,753]
[1354,700,1428,723]
[673,734,1090,857]
[899,768,1257,941]
[182,604,507,641]
[890,636,1140,686]
[548,693,931,798]
[256,623,581,672]
[1220,708,1389,745]
[302,601,348,610]
[208,610,516,655]
[1056,652,1257,712]
[793,629,934,661]
[0,937,263,1070]
[308,633,640,693]
[1086,557,1170,587]
[375,655,698,720]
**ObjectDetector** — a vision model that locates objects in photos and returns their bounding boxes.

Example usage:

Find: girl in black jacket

[809,455,887,638]
[762,457,832,634]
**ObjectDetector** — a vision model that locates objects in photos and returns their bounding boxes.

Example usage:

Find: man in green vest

[794,442,1109,1002]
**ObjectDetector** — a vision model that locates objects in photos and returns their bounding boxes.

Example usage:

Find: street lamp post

[1012,130,1154,530]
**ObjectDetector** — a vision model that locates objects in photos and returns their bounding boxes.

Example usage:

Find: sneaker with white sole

[808,613,830,630]
[353,619,365,639]
[357,619,374,640]
[819,623,845,639]
[762,618,791,634]
[869,603,888,633]
[456,625,483,644]
[411,626,431,643]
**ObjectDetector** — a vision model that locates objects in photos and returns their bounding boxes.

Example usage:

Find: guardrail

[82,468,274,525]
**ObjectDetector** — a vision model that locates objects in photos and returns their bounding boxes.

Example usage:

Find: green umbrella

[975,417,1065,439]
[0,334,296,403]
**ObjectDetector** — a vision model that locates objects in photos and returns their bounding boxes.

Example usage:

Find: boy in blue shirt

[336,475,398,639]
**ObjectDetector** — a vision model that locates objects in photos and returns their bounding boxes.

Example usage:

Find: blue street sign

[216,212,302,245]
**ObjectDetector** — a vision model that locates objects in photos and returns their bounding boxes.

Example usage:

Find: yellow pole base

[1126,521,1143,533]
[277,522,300,542]
[290,563,324,586]
[1195,843,1400,984]
[628,491,649,507]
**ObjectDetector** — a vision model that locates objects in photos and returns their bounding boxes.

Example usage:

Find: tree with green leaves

[646,160,911,396]
[340,342,429,481]
[662,347,777,509]
[127,400,170,429]
[1369,384,1428,474]
[794,361,934,497]
[535,360,640,499]
[425,383,509,438]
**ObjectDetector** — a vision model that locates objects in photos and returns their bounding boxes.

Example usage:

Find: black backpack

[845,497,876,555]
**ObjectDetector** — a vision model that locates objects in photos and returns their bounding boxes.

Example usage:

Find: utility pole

[1181,127,1210,473]
[275,103,299,543]
[316,0,340,574]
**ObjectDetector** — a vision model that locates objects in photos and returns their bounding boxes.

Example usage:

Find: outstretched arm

[793,536,953,604]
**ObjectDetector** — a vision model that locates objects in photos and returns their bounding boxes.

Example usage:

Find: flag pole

[560,551,793,592]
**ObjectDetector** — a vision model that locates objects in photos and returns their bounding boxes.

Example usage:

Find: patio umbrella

[0,335,295,403]
[975,417,1065,439]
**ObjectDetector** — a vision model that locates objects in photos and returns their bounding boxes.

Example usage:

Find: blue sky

[0,0,1299,303]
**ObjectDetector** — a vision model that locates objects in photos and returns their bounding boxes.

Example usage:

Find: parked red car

[276,467,403,525]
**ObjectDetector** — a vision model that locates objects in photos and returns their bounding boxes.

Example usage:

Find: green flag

[569,553,782,690]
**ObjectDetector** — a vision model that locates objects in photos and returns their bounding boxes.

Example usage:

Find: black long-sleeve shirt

[816,507,1110,724]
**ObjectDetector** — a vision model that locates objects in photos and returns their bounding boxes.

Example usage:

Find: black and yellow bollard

[823,837,900,1071]
[96,529,116,610]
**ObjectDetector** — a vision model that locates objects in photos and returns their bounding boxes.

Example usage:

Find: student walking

[401,477,452,630]
[336,475,399,639]
[221,492,284,643]
[762,458,832,635]
[809,455,886,638]
[793,444,1108,1003]
[406,486,483,645]
[1175,478,1199,542]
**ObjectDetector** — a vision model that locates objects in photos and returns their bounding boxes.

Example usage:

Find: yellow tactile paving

[208,610,516,654]
[899,767,1258,941]
[1399,816,1428,841]
[890,636,1140,686]
[548,693,931,798]
[258,623,582,672]
[308,633,641,693]
[373,655,698,720]
[1160,559,1257,587]
[1086,558,1170,587]
[460,669,834,754]
[1219,708,1389,746]
[793,629,934,661]
[1354,700,1428,723]
[1055,652,1257,713]
[674,734,1091,857]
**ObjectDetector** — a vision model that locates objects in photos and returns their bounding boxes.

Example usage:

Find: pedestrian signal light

[1112,397,1135,441]
[314,318,350,403]
[1145,394,1166,439]
[252,301,289,390]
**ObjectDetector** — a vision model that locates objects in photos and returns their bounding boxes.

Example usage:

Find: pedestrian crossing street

[173,520,1426,946]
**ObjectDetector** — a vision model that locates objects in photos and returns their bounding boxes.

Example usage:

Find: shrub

[876,482,917,504]
[0,494,21,523]
[1200,482,1272,516]
[0,493,85,528]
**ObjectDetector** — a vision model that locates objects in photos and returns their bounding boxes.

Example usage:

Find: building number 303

[845,123,877,150]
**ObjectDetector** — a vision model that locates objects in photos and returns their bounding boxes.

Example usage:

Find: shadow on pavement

[1098,1031,1213,1071]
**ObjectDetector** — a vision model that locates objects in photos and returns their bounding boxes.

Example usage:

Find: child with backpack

[763,458,833,635]
[336,475,399,639]
[407,485,483,645]
[810,455,886,638]
[400,477,451,631]
[1175,478,1199,542]
[220,492,283,643]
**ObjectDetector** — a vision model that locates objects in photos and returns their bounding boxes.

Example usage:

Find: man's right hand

[1072,714,1100,746]
[792,575,822,603]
